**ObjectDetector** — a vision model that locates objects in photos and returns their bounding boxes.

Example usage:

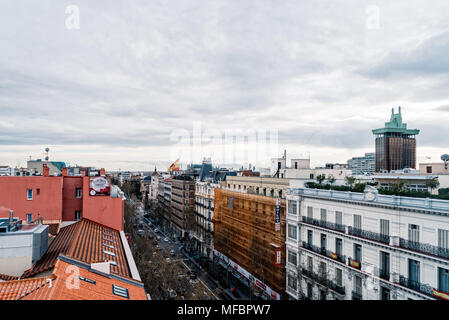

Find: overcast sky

[1,1,449,171]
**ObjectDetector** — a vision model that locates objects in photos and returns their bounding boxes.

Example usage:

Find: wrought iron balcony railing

[302,216,346,233]
[301,242,347,264]
[399,238,449,261]
[300,268,346,296]
[347,226,390,244]
[399,276,434,298]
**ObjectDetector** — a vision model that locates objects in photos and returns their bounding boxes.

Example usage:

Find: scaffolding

[213,189,286,298]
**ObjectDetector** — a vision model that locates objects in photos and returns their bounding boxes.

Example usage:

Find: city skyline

[1,1,449,170]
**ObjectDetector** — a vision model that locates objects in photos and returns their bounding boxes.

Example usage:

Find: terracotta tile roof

[0,274,19,281]
[0,276,56,300]
[66,219,131,278]
[22,221,79,278]
[26,260,146,300]
[22,219,131,279]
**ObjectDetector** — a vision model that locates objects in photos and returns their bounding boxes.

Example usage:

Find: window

[270,189,274,197]
[287,274,297,291]
[438,267,449,294]
[26,214,32,224]
[335,238,342,256]
[76,188,82,198]
[380,219,390,237]
[408,224,420,243]
[438,229,449,250]
[336,268,342,286]
[112,284,129,299]
[426,166,432,173]
[319,262,326,280]
[287,250,297,266]
[288,200,297,215]
[307,206,313,219]
[408,259,420,283]
[381,286,390,300]
[288,224,297,240]
[319,289,326,300]
[353,214,361,230]
[310,174,314,180]
[307,256,313,272]
[36,188,40,195]
[307,230,313,245]
[294,162,298,169]
[380,251,390,279]
[75,211,82,220]
[320,209,327,222]
[354,244,362,262]
[335,211,342,226]
[27,189,33,200]
[320,234,327,251]
[354,275,362,295]
[307,283,313,299]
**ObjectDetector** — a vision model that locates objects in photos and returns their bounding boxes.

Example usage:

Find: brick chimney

[62,167,68,176]
[100,168,106,176]
[43,164,50,177]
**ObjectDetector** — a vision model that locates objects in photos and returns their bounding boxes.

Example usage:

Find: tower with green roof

[372,107,420,172]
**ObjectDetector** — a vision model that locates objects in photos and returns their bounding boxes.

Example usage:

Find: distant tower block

[372,107,420,172]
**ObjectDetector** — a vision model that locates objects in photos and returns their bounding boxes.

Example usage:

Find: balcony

[352,291,362,300]
[347,226,390,244]
[301,242,346,264]
[399,276,435,299]
[399,239,449,261]
[302,216,346,233]
[301,268,345,296]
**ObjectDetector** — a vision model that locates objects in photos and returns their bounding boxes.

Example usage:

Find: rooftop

[372,107,420,135]
[288,187,449,213]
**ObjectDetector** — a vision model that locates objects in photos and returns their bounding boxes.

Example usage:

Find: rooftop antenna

[441,154,449,170]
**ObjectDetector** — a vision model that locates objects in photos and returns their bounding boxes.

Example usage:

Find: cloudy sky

[1,1,449,171]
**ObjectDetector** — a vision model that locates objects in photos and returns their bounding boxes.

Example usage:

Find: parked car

[170,250,175,256]
[164,237,169,242]
[137,229,145,236]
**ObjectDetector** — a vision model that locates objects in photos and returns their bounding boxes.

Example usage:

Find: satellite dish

[45,147,50,152]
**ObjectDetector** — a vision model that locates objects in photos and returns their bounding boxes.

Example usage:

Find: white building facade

[193,181,219,260]
[285,187,449,300]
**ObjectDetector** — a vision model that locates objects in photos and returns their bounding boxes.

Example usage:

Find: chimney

[43,164,49,177]
[62,167,68,176]
[81,167,85,176]
[9,210,13,226]
[100,168,106,176]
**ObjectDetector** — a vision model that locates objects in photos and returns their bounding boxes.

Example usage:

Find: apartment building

[285,186,449,300]
[193,180,218,260]
[0,165,125,231]
[170,175,195,239]
[214,189,286,300]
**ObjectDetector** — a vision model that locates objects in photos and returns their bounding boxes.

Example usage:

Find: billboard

[89,176,110,196]
[275,248,281,266]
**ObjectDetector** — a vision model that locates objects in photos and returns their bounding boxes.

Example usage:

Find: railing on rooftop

[287,188,449,212]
